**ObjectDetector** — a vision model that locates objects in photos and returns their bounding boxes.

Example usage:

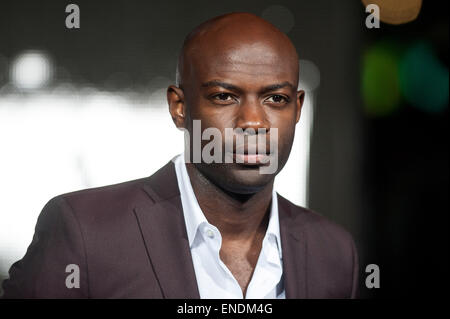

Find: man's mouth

[232,153,270,165]
[231,145,271,165]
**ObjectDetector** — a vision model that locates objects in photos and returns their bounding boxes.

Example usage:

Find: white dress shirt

[172,154,285,299]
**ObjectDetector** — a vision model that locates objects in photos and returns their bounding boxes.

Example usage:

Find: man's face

[179,40,304,194]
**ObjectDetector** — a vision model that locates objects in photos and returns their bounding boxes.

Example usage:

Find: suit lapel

[134,161,200,299]
[278,194,308,299]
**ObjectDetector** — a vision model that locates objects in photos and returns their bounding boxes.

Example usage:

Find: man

[2,12,359,298]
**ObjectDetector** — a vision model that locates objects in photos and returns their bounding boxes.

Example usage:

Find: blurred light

[147,76,172,106]
[298,59,321,92]
[361,0,422,25]
[10,51,53,90]
[261,5,295,33]
[361,42,402,117]
[399,42,449,113]
[104,72,132,91]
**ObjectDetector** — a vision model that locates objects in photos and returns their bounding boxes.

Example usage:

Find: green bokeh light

[361,42,402,117]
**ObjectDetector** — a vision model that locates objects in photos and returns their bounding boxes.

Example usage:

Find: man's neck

[185,163,273,241]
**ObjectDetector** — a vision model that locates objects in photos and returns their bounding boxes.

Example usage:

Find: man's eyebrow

[201,80,241,92]
[201,80,296,94]
[259,82,296,94]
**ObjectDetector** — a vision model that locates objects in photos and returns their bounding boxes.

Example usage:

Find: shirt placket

[201,224,244,299]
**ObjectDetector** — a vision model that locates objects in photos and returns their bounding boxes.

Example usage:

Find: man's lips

[234,144,270,155]
[221,143,273,165]
[232,152,270,165]
[230,145,271,165]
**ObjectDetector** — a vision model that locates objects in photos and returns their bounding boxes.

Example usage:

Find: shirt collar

[173,153,282,259]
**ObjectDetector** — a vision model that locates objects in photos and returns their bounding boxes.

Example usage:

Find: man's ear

[295,90,305,123]
[167,85,186,129]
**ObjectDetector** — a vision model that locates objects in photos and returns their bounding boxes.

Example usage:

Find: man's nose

[235,96,270,132]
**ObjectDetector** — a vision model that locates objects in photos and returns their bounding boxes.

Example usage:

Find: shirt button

[205,229,215,239]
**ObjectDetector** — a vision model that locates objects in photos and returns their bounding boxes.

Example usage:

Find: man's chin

[197,163,275,195]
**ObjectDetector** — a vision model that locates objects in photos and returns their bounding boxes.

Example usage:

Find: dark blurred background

[0,0,448,298]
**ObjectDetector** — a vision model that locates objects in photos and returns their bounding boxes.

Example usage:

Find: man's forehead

[202,63,297,84]
[192,37,296,63]
[188,42,298,83]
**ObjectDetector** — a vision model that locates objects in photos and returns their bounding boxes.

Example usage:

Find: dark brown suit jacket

[2,161,359,298]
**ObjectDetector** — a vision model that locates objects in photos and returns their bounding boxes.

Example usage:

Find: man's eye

[266,94,288,104]
[213,93,234,101]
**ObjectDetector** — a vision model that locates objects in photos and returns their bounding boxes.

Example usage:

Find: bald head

[176,12,299,88]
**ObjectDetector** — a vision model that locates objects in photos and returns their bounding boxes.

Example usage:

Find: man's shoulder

[277,194,355,247]
[59,176,148,204]
[277,195,359,298]
[52,161,177,211]
[35,176,150,231]
[40,162,177,227]
[49,176,146,212]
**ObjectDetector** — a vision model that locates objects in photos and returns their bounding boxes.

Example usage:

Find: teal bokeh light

[399,42,449,113]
